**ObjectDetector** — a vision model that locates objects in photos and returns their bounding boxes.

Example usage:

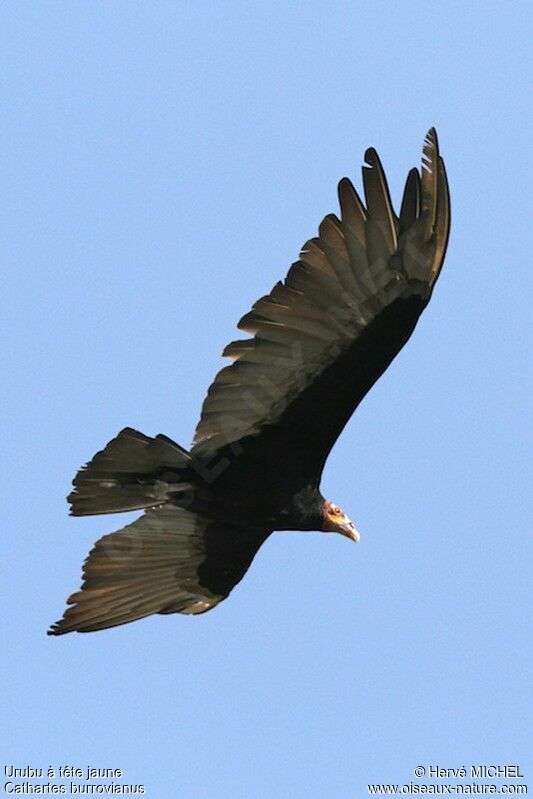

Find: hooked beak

[338,519,361,543]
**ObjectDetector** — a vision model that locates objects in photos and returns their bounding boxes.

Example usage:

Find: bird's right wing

[49,506,270,635]
[191,129,450,485]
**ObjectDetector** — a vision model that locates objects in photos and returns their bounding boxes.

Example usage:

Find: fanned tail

[68,427,193,516]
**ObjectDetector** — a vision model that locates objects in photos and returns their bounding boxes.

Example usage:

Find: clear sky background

[2,2,531,797]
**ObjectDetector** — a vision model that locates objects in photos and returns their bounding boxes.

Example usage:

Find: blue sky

[2,2,531,797]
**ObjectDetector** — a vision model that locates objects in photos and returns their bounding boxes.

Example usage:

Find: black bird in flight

[49,129,450,635]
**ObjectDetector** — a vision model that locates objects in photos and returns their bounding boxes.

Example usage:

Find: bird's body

[49,129,450,635]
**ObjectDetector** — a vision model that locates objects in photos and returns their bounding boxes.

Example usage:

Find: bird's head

[322,500,360,542]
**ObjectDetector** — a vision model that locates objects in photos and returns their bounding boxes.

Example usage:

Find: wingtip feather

[362,145,398,255]
[421,128,440,238]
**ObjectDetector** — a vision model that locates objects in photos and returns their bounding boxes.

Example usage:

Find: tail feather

[68,427,192,516]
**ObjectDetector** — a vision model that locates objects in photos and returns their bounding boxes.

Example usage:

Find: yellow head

[322,500,360,542]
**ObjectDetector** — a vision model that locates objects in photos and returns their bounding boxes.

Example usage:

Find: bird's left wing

[48,506,270,634]
[191,129,449,483]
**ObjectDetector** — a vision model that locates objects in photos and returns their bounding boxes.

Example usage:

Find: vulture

[49,129,450,635]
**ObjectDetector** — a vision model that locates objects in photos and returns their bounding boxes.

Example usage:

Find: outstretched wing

[49,506,270,635]
[191,129,450,485]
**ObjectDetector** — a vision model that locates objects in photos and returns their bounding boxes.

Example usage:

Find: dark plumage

[49,129,450,635]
